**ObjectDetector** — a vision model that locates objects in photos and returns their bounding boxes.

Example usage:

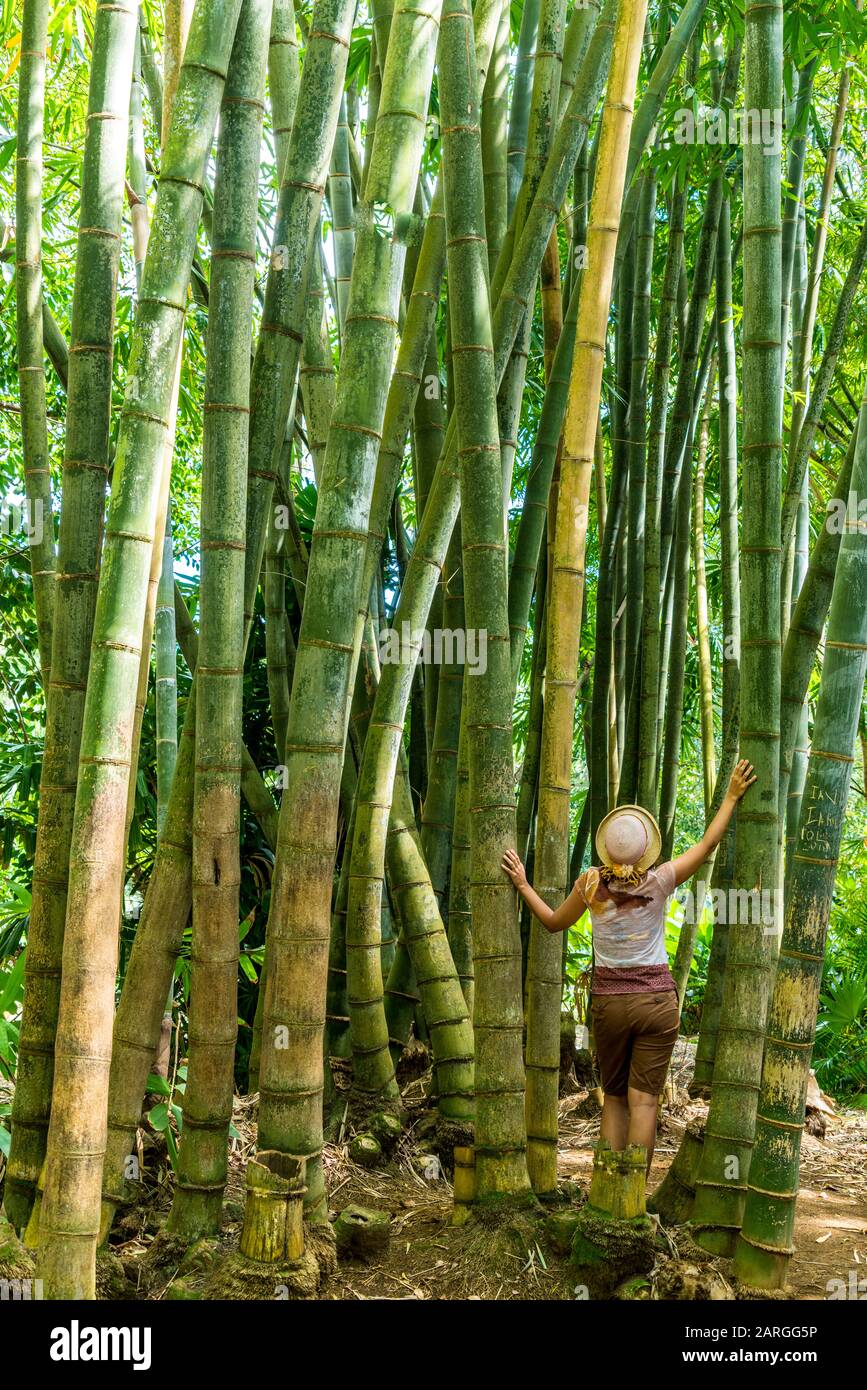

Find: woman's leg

[590,995,631,1149]
[626,1087,660,1174]
[601,1092,629,1150]
[626,992,680,1174]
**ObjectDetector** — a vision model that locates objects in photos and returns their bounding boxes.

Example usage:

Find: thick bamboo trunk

[734,382,867,1289]
[167,0,269,1242]
[636,184,685,810]
[38,0,246,1300]
[7,0,138,1237]
[250,0,444,1228]
[691,0,783,1255]
[659,348,715,856]
[692,394,716,816]
[620,170,657,801]
[440,0,524,1201]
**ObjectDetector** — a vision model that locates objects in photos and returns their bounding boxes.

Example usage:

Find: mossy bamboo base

[647,1119,704,1223]
[732,1233,792,1291]
[570,1208,656,1299]
[22,1160,46,1250]
[0,1214,35,1283]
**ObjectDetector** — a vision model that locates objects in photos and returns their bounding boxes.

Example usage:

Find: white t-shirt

[576,862,677,968]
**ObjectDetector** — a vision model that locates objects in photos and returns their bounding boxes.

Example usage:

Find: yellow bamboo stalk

[525,0,650,1194]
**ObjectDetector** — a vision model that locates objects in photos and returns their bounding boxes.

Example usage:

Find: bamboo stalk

[7,0,138,1239]
[167,0,269,1242]
[526,0,650,1196]
[15,0,55,687]
[38,0,246,1300]
[734,380,867,1289]
[691,0,783,1254]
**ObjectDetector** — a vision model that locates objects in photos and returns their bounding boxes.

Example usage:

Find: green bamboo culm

[635,183,685,809]
[14,0,55,687]
[249,0,444,1231]
[340,0,502,1124]
[481,0,509,272]
[439,0,526,1202]
[619,167,657,801]
[5,0,55,1235]
[688,171,742,1096]
[166,0,270,1244]
[505,0,540,215]
[155,507,178,832]
[691,0,783,1257]
[733,380,867,1290]
[101,0,352,1240]
[37,0,246,1301]
[6,0,138,1238]
[242,0,356,648]
[328,93,355,332]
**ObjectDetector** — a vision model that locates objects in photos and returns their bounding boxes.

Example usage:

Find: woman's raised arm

[669,759,757,887]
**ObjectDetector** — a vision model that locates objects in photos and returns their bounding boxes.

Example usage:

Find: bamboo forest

[1,0,867,1329]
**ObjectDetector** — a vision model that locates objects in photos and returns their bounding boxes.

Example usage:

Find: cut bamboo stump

[570,1141,656,1298]
[451,1145,476,1224]
[369,1111,402,1154]
[349,1133,382,1168]
[239,1151,306,1264]
[588,1141,646,1219]
[332,1205,391,1261]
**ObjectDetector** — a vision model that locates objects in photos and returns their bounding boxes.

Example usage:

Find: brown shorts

[590,990,679,1097]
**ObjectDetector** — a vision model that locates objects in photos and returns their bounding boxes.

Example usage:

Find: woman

[501,759,756,1177]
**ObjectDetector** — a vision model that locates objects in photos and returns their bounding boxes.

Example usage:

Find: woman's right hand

[501,848,528,889]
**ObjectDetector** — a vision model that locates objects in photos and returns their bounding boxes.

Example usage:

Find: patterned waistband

[592,964,677,995]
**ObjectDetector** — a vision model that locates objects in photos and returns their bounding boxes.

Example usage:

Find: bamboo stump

[451,1145,476,1225]
[543,1207,584,1255]
[240,1151,306,1264]
[333,1205,391,1261]
[369,1111,402,1155]
[588,1141,646,1219]
[570,1141,655,1299]
[349,1133,382,1168]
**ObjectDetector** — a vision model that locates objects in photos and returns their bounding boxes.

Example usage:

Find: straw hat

[595,804,662,881]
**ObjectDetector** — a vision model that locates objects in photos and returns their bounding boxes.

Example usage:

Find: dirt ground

[6,1056,864,1301]
[95,1049,867,1302]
